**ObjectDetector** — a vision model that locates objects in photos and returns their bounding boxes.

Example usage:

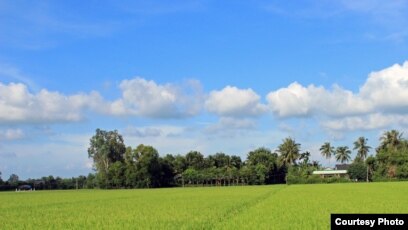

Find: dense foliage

[85,129,289,189]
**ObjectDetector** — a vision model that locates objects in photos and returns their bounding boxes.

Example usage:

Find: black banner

[331,214,408,230]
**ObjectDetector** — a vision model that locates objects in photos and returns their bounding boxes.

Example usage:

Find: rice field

[1,182,407,229]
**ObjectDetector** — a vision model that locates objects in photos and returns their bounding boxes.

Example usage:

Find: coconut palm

[277,137,300,166]
[319,142,334,164]
[379,130,403,150]
[299,151,311,164]
[335,146,351,163]
[353,137,371,161]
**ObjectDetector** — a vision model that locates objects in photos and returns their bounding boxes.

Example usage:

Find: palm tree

[299,151,311,166]
[277,137,300,166]
[379,130,403,151]
[319,142,334,164]
[353,137,371,161]
[335,146,351,163]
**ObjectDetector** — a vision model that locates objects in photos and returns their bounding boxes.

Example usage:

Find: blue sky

[1,0,408,179]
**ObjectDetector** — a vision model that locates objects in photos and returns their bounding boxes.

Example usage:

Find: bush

[348,162,367,181]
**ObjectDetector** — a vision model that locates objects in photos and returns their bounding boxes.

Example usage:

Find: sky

[1,0,408,180]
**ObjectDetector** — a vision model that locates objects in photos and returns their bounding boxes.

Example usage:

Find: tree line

[1,129,407,190]
[0,174,89,191]
[87,129,289,188]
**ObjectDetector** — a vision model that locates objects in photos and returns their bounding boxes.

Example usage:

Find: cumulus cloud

[0,82,104,124]
[0,77,204,123]
[267,61,408,131]
[205,86,267,117]
[267,82,370,117]
[360,62,408,110]
[3,61,408,134]
[109,78,203,118]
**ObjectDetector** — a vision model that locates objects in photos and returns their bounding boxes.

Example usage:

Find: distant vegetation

[1,129,408,190]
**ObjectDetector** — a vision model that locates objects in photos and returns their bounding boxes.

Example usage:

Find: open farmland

[1,182,408,229]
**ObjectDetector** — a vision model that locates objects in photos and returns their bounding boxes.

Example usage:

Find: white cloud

[360,62,408,110]
[122,125,187,141]
[109,78,203,118]
[205,117,257,134]
[3,61,408,135]
[267,61,408,131]
[0,82,103,124]
[205,86,267,117]
[322,114,408,132]
[1,133,93,179]
[0,128,25,141]
[0,77,204,123]
[123,126,162,138]
[266,82,370,117]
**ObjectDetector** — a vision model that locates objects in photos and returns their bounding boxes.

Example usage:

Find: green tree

[353,137,371,161]
[230,155,243,169]
[173,155,187,175]
[278,138,301,166]
[134,144,162,188]
[185,151,205,170]
[254,164,268,184]
[365,156,376,181]
[247,147,275,166]
[299,151,311,166]
[378,130,403,151]
[239,166,254,185]
[87,129,126,188]
[109,161,125,188]
[86,173,97,188]
[319,142,334,164]
[159,156,176,187]
[8,174,19,187]
[335,146,351,163]
[183,168,199,185]
[348,161,367,181]
[124,146,137,187]
[247,147,279,184]
[211,153,231,168]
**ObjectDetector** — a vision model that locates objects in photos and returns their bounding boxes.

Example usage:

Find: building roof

[312,170,348,175]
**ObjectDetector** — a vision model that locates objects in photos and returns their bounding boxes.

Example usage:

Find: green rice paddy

[1,182,407,229]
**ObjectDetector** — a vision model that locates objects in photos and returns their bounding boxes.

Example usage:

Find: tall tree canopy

[134,144,162,188]
[378,130,403,151]
[278,138,300,166]
[335,146,351,163]
[320,142,334,164]
[185,151,205,170]
[353,136,371,161]
[88,129,126,188]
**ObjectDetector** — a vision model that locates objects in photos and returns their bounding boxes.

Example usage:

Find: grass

[1,182,407,229]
